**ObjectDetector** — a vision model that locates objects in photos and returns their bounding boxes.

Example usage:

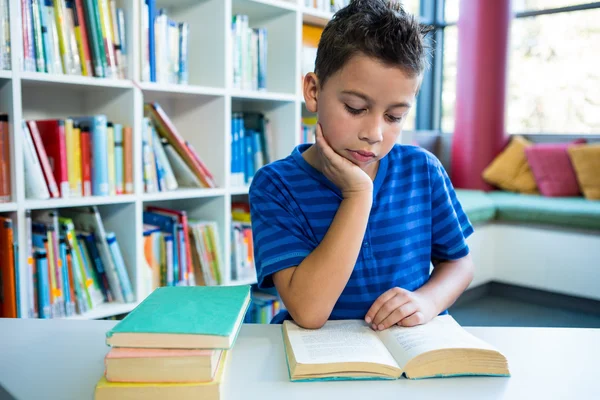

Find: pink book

[106,348,216,359]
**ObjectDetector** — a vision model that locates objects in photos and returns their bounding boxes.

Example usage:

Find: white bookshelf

[1,0,332,319]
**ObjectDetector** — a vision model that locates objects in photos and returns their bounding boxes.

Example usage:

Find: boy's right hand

[315,123,373,199]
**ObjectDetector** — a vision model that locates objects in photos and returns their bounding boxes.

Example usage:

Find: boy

[249,0,474,330]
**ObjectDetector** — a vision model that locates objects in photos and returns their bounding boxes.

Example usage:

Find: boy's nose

[359,119,383,144]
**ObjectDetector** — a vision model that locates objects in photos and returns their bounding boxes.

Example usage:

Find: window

[441,25,457,133]
[507,8,600,134]
[440,0,600,134]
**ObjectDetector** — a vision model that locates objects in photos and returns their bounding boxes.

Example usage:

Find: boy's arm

[273,123,374,329]
[273,192,372,329]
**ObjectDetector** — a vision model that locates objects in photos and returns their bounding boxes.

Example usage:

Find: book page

[285,320,399,368]
[377,315,499,369]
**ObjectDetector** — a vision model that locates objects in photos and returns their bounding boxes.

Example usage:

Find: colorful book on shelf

[71,115,109,196]
[0,217,17,318]
[145,206,194,286]
[144,103,216,188]
[26,120,60,198]
[35,119,70,198]
[95,350,229,400]
[105,347,222,383]
[0,113,10,202]
[105,285,251,349]
[282,315,510,381]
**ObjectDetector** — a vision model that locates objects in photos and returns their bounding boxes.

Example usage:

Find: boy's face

[304,53,421,177]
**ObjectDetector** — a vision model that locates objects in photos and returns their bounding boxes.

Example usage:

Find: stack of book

[95,285,251,400]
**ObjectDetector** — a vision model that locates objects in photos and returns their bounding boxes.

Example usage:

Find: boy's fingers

[379,302,417,330]
[365,288,398,324]
[399,311,425,327]
[371,294,410,327]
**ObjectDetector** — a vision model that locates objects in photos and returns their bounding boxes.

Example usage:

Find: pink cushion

[525,140,586,197]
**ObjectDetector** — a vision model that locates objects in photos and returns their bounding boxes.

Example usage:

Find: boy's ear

[303,72,319,113]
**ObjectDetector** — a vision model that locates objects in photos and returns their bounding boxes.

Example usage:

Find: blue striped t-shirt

[249,143,474,324]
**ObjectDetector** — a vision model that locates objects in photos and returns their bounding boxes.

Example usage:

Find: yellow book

[97,0,117,78]
[64,119,82,197]
[106,123,116,196]
[95,350,229,400]
[53,0,73,74]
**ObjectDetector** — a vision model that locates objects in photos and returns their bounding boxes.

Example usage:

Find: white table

[0,319,598,400]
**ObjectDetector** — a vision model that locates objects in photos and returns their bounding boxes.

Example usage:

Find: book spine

[26,120,60,198]
[106,122,116,195]
[79,126,92,196]
[146,0,156,82]
[178,22,188,84]
[72,0,93,76]
[106,232,134,303]
[116,7,127,79]
[81,0,103,76]
[31,0,47,72]
[22,0,37,71]
[257,27,267,91]
[108,0,123,78]
[34,249,51,318]
[0,114,10,202]
[122,126,133,194]
[113,123,124,195]
[97,0,117,78]
[64,119,82,197]
[64,0,82,75]
[0,0,10,70]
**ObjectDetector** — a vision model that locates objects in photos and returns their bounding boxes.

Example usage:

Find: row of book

[0,0,10,70]
[144,103,217,192]
[95,285,251,399]
[0,114,10,203]
[141,0,189,85]
[232,14,267,91]
[141,207,223,298]
[21,0,127,78]
[231,112,273,186]
[301,116,317,144]
[3,207,134,319]
[23,117,134,200]
[231,202,256,283]
[244,290,283,324]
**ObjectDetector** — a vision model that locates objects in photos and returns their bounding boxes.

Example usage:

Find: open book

[282,315,510,381]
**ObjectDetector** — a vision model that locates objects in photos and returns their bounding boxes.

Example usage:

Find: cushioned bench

[454,189,600,301]
[456,190,600,230]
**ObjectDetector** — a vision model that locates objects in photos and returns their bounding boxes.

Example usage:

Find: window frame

[420,0,600,135]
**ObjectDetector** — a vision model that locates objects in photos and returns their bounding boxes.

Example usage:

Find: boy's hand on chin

[315,123,373,199]
[364,287,437,330]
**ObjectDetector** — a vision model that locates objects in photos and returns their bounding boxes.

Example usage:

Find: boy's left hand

[365,287,437,330]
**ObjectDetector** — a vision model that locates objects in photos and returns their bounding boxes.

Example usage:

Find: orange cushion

[482,136,538,194]
[567,144,600,200]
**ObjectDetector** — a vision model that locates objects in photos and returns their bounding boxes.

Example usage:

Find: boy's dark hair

[315,0,433,87]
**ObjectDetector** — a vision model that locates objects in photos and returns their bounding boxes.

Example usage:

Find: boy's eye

[386,114,403,123]
[344,104,365,115]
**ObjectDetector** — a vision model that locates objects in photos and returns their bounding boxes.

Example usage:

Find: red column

[451,0,512,190]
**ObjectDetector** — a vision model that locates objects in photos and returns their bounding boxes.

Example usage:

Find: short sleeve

[429,157,474,261]
[249,169,315,289]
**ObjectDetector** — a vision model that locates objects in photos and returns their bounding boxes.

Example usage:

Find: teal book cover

[106,286,251,338]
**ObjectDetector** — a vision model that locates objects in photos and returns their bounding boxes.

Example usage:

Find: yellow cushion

[482,136,538,194]
[568,144,600,200]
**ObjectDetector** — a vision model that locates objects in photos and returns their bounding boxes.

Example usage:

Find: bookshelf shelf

[63,301,141,321]
[19,72,133,90]
[229,186,251,195]
[4,0,334,320]
[23,195,138,211]
[142,188,227,202]
[301,7,334,27]
[231,90,297,102]
[0,202,17,213]
[137,82,226,98]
